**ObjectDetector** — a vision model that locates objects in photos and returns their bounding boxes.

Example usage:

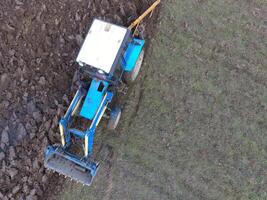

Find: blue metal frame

[59,86,85,147]
[84,91,113,156]
[54,86,113,154]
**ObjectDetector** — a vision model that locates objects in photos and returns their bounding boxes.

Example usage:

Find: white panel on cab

[76,19,128,73]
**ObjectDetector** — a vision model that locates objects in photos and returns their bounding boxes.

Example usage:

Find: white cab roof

[76,19,128,73]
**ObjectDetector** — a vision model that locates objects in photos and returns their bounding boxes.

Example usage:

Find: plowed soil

[0,0,159,199]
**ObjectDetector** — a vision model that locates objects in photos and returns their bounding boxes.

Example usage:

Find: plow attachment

[44,145,99,186]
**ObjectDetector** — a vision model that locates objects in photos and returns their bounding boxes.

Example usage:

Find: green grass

[58,0,267,199]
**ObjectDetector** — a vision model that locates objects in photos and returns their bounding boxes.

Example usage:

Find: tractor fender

[121,38,145,72]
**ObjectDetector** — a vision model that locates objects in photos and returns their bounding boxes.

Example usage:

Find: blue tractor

[44,0,160,186]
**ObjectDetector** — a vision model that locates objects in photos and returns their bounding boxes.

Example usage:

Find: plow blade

[44,146,99,186]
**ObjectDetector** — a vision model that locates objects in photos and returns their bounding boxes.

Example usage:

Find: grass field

[58,0,267,199]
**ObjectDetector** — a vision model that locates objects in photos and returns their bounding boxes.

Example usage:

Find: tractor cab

[76,19,131,76]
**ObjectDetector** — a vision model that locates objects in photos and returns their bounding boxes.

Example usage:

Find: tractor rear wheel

[107,107,121,130]
[124,49,144,83]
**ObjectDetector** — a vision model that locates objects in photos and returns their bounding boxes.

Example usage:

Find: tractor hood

[80,79,109,120]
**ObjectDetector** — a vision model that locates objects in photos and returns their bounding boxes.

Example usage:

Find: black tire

[107,107,121,130]
[124,49,144,83]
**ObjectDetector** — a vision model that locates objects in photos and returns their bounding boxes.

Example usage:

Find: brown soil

[0,0,159,199]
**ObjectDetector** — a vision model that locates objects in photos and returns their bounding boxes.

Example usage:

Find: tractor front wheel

[107,107,121,130]
[124,49,144,83]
